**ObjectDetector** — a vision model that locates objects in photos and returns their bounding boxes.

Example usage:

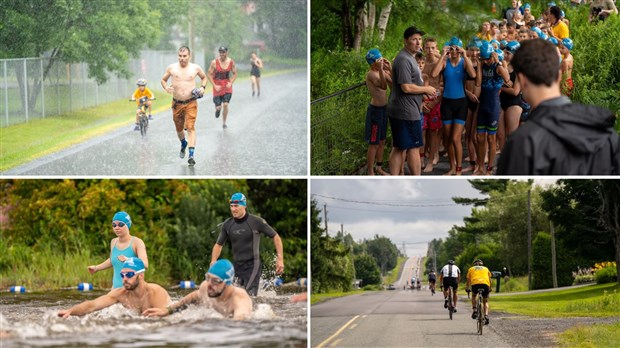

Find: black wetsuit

[217,213,278,296]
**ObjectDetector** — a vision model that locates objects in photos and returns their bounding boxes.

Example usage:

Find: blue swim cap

[208,259,235,285]
[561,38,574,51]
[229,192,247,206]
[505,41,521,54]
[495,49,504,62]
[547,37,558,46]
[112,211,132,229]
[531,27,543,38]
[448,36,463,48]
[122,257,145,273]
[366,48,382,65]
[524,3,531,10]
[480,41,494,59]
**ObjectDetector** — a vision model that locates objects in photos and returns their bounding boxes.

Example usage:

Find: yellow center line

[315,315,360,348]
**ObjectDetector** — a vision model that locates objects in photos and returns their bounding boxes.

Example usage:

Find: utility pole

[527,188,532,291]
[550,220,558,288]
[323,203,328,237]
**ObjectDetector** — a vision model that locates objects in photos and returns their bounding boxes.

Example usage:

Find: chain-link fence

[312,82,391,175]
[1,50,205,128]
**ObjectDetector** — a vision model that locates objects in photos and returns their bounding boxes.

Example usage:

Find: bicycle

[130,96,155,137]
[429,281,436,295]
[475,288,484,335]
[446,286,455,320]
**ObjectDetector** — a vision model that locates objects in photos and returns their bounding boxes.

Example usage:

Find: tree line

[426,180,620,289]
[311,199,401,293]
[0,179,307,289]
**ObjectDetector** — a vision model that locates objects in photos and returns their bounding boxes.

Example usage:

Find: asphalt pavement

[311,256,511,348]
[4,71,307,176]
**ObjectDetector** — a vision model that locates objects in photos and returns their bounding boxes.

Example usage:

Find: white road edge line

[316,315,360,348]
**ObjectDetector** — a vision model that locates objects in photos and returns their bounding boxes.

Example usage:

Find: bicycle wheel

[448,287,454,320]
[477,294,484,335]
[140,115,148,137]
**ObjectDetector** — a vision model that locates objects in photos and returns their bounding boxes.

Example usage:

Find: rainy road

[4,71,307,176]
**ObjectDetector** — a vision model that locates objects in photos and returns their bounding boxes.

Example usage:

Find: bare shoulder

[147,282,168,294]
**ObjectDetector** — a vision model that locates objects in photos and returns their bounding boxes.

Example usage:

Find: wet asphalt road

[5,71,307,176]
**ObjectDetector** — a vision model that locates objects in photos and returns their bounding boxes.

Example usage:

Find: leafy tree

[310,199,355,293]
[541,180,619,284]
[0,0,162,112]
[452,179,510,207]
[531,232,577,289]
[365,234,398,275]
[354,254,382,286]
[253,0,307,58]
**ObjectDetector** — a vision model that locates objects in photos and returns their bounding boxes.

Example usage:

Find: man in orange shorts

[161,46,208,166]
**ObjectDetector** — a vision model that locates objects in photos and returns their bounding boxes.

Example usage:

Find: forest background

[0,179,307,290]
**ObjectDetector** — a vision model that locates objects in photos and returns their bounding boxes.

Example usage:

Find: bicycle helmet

[218,46,228,52]
[474,259,483,265]
[448,260,455,265]
[136,78,147,86]
[561,38,574,51]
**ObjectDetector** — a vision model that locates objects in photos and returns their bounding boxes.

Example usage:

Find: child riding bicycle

[131,78,154,131]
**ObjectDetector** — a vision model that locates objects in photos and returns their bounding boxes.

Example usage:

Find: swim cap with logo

[122,257,145,273]
[207,259,235,285]
[365,48,382,65]
[112,211,132,229]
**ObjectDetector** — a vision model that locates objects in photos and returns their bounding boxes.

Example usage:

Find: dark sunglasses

[205,275,224,285]
[112,222,126,228]
[120,271,137,279]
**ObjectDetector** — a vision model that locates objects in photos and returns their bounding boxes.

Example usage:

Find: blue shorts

[365,104,388,145]
[477,91,500,134]
[441,97,468,125]
[213,93,232,106]
[389,117,423,150]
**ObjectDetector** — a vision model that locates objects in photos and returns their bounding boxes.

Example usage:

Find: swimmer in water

[58,258,170,318]
[143,259,253,320]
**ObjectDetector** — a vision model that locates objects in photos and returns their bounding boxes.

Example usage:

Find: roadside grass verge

[492,283,620,317]
[0,69,305,172]
[310,290,366,305]
[557,322,620,348]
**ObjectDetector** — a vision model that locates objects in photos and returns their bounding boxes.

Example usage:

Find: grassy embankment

[492,282,620,347]
[0,68,303,172]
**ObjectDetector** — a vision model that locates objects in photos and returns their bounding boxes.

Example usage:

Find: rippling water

[0,288,307,347]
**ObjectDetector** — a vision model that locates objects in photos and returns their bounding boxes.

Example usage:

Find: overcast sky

[311,179,554,257]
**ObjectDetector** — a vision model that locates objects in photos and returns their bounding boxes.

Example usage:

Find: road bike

[475,288,484,335]
[130,96,155,137]
[447,286,455,320]
[429,281,436,295]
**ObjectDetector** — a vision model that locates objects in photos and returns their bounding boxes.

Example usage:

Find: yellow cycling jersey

[132,87,154,105]
[467,266,492,287]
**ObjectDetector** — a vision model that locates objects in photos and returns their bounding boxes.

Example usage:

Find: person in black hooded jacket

[497,39,620,175]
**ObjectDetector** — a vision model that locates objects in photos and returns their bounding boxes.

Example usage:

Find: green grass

[384,256,408,285]
[0,69,303,171]
[557,322,620,348]
[492,283,620,317]
[310,290,366,305]
[0,89,170,171]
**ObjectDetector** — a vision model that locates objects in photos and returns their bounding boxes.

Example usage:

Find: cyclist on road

[466,259,493,325]
[131,78,154,130]
[439,260,460,312]
[428,269,437,293]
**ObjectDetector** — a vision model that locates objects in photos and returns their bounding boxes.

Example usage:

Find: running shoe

[444,300,448,309]
[134,124,140,131]
[472,311,477,320]
[223,124,228,129]
[484,316,489,325]
[148,114,153,120]
[453,308,457,313]
[215,109,221,118]
[252,91,255,97]
[179,142,187,159]
[188,157,195,166]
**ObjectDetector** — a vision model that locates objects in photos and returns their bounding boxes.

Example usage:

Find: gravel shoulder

[489,312,620,347]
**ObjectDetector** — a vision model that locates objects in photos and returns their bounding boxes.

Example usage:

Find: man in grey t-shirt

[387,26,436,175]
